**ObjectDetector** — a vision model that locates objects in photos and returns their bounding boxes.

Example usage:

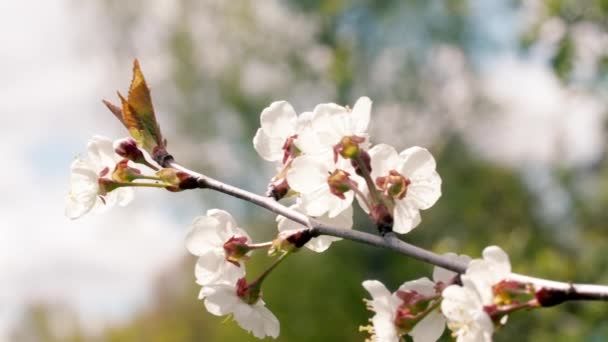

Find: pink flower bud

[114,138,145,162]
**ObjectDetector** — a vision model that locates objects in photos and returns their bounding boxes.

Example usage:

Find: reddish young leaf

[124,59,164,152]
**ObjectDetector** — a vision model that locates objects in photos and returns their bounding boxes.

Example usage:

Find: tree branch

[168,161,608,302]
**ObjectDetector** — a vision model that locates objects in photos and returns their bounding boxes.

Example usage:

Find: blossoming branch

[66,60,608,341]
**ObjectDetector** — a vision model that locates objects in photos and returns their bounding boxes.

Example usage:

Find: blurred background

[2,0,608,341]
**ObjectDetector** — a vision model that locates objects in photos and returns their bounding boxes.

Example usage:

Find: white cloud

[0,1,187,339]
[468,56,606,167]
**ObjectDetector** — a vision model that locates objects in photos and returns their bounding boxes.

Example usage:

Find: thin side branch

[169,161,608,302]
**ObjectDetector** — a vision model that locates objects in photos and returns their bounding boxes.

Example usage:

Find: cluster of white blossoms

[254,96,442,240]
[177,96,445,338]
[361,247,514,342]
[185,209,280,339]
[67,89,526,341]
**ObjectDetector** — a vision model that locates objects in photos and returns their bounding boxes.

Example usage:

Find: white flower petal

[195,252,244,286]
[233,302,280,339]
[369,144,400,181]
[201,284,241,316]
[481,246,511,278]
[392,201,422,234]
[464,246,511,305]
[398,277,436,297]
[66,135,135,219]
[372,313,400,341]
[201,283,280,339]
[351,96,372,134]
[441,281,494,342]
[398,146,437,179]
[362,280,398,314]
[253,128,285,161]
[87,135,119,168]
[185,216,223,255]
[286,155,330,192]
[300,187,331,217]
[405,171,442,210]
[207,209,244,240]
[362,280,401,341]
[409,310,445,342]
[441,285,481,322]
[327,190,354,218]
[65,159,101,219]
[311,103,350,147]
[260,101,297,138]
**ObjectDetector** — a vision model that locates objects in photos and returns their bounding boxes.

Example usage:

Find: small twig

[168,161,608,302]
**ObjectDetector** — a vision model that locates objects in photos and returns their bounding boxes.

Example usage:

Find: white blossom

[441,280,494,342]
[308,96,372,154]
[361,256,471,342]
[277,201,353,252]
[441,246,511,342]
[186,209,250,286]
[362,277,445,342]
[253,101,322,162]
[200,282,280,339]
[253,101,298,162]
[286,153,362,217]
[464,246,511,305]
[362,280,402,342]
[65,135,133,219]
[367,144,442,234]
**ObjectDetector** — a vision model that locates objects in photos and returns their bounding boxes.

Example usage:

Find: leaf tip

[102,99,124,124]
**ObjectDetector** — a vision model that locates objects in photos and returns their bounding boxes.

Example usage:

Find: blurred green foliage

[15,0,608,341]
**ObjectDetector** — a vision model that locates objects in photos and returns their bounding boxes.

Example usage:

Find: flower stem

[115,181,168,189]
[133,175,163,181]
[248,241,274,250]
[251,251,291,287]
[353,154,382,206]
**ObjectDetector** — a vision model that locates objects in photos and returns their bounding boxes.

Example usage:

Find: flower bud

[114,138,146,162]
